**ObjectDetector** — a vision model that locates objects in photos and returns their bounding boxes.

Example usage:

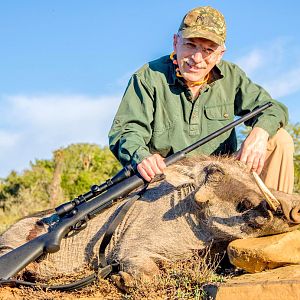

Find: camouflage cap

[178,6,226,46]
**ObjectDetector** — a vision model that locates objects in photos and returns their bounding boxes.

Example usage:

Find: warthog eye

[237,198,253,213]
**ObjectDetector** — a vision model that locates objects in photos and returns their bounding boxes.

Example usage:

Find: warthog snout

[252,172,300,224]
[290,205,300,223]
[277,198,300,224]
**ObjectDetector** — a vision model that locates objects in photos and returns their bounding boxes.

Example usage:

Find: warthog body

[1,156,299,287]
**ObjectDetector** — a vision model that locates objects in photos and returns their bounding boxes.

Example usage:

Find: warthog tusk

[252,171,281,211]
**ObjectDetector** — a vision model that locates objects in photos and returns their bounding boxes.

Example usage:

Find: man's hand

[137,153,166,182]
[235,127,269,175]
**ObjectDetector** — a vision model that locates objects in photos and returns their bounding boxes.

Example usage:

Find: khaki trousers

[260,128,294,194]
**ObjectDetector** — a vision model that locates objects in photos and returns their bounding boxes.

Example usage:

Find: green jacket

[109,55,288,167]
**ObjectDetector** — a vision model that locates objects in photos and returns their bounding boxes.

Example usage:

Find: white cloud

[233,38,300,102]
[0,130,20,148]
[233,38,289,76]
[235,49,265,75]
[0,94,121,177]
[263,67,300,98]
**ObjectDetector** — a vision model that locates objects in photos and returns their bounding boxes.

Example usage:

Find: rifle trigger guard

[66,218,88,237]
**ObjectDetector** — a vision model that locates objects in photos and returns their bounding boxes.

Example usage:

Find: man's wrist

[131,148,152,169]
[251,126,270,139]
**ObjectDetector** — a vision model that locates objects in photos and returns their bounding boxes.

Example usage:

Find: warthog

[1,155,300,289]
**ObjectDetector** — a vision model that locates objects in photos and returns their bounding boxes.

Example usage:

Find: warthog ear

[204,163,225,184]
[164,165,195,187]
[194,164,225,204]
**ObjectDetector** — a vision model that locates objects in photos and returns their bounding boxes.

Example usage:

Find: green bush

[0,144,121,230]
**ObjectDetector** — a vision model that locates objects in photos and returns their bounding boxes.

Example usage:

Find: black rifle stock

[0,102,272,280]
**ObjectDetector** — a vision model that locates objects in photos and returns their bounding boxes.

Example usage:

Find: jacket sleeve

[108,73,155,167]
[233,65,289,137]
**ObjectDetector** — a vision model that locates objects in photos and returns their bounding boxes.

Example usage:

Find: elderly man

[109,6,294,193]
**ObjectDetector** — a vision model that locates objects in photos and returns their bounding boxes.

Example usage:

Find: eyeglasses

[181,40,221,60]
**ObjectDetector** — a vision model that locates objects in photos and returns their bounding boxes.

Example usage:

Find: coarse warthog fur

[1,155,300,289]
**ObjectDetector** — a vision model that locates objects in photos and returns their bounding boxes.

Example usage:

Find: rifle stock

[0,234,52,279]
[0,102,272,280]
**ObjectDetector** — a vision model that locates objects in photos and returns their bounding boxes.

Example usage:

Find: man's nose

[191,51,205,63]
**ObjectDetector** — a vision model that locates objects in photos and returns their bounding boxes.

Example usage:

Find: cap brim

[180,27,224,46]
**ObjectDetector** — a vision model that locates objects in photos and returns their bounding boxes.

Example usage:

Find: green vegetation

[287,123,300,192]
[0,144,121,232]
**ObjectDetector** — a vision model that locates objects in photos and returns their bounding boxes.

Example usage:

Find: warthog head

[168,156,300,242]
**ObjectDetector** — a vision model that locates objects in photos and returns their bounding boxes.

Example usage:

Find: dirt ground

[0,278,124,300]
[0,251,222,299]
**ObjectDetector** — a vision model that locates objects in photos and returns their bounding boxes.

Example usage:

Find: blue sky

[0,0,299,177]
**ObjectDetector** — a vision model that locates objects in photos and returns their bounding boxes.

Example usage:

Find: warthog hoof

[111,271,135,292]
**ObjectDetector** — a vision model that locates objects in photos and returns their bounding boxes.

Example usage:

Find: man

[109,6,294,193]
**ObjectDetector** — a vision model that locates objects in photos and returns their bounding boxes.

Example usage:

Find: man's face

[173,34,225,85]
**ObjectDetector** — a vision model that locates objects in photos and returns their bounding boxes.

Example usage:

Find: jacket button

[223,113,229,118]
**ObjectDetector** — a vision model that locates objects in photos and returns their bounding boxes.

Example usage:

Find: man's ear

[173,33,178,52]
[216,45,226,64]
[216,49,225,64]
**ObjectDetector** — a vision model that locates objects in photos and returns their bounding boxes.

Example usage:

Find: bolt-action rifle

[0,102,272,282]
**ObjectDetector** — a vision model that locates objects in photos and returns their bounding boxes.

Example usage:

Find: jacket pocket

[150,119,177,157]
[204,102,235,146]
[152,116,177,135]
[204,102,234,121]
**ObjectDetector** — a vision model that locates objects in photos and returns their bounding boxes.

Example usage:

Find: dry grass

[125,249,225,300]
[0,249,226,300]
